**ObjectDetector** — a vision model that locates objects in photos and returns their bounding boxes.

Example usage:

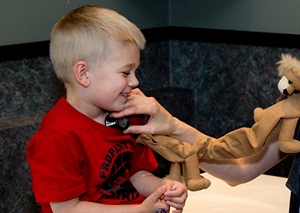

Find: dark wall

[1,27,299,211]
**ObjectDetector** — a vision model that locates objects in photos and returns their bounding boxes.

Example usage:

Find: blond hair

[50,5,146,83]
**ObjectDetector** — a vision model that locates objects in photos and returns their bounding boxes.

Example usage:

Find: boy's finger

[149,185,167,202]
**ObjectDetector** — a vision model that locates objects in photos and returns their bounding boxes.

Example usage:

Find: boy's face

[88,41,140,112]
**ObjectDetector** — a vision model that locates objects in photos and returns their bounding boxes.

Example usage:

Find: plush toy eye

[288,80,293,84]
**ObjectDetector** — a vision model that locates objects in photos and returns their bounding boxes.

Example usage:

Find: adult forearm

[168,117,210,144]
[199,133,288,186]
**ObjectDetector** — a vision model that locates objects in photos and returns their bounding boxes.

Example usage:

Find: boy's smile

[71,41,141,122]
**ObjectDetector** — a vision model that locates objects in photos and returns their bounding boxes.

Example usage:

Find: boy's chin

[110,106,126,113]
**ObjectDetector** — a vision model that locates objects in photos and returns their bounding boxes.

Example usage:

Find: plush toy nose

[278,76,294,96]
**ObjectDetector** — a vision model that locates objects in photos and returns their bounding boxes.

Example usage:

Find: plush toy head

[277,54,300,96]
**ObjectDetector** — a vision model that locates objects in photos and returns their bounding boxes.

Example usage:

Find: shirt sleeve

[129,144,158,176]
[128,115,158,176]
[26,131,85,203]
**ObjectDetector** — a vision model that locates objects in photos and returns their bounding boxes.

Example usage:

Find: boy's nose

[128,75,139,87]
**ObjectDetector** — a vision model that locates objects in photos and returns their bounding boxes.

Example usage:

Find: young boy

[26,5,187,213]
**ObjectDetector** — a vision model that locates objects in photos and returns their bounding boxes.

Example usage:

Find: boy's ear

[74,61,90,87]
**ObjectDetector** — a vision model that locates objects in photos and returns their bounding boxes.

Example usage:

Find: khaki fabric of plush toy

[136,100,285,191]
[255,93,300,153]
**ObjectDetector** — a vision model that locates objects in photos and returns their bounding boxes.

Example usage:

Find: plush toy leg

[183,153,211,191]
[278,118,300,153]
[168,162,182,182]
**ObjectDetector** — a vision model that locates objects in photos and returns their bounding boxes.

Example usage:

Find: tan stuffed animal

[254,54,300,153]
[137,54,300,191]
[137,123,274,192]
[136,106,279,191]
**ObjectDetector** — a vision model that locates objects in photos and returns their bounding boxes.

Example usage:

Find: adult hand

[111,88,178,135]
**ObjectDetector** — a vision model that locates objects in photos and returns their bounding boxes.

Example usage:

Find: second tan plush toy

[137,54,300,192]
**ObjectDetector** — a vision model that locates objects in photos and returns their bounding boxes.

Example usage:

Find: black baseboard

[142,26,300,48]
[1,27,300,62]
[0,40,50,62]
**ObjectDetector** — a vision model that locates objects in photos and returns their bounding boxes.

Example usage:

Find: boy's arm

[131,170,187,213]
[50,198,140,213]
[130,170,165,197]
[50,185,169,213]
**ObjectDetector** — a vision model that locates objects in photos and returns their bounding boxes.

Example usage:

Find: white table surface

[171,173,290,213]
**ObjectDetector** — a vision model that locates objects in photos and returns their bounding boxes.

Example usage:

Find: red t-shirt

[26,97,158,213]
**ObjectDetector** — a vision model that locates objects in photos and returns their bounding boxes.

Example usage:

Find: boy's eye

[122,72,130,76]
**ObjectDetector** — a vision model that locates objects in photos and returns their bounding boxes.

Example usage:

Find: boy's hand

[140,185,170,213]
[163,180,188,213]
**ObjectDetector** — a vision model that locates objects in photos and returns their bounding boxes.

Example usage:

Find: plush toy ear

[74,61,90,87]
